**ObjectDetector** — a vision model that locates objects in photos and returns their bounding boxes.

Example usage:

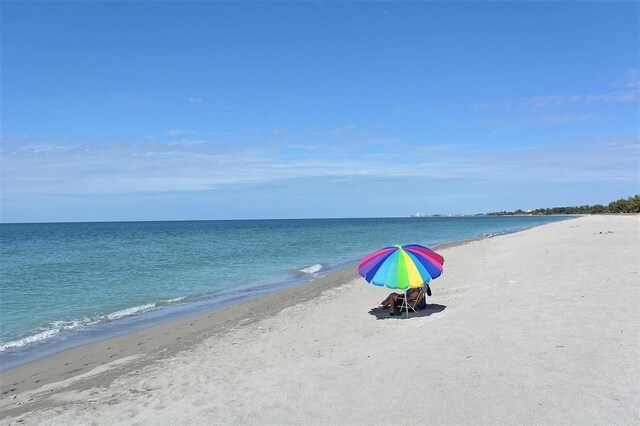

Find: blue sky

[1,1,639,222]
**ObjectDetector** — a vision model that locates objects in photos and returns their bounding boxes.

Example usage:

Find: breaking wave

[0,297,186,352]
[297,264,323,275]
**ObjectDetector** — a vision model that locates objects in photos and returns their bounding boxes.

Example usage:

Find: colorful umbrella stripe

[357,244,444,290]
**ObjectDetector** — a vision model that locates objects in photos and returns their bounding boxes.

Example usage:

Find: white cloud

[188,96,204,103]
[521,91,638,108]
[1,134,637,199]
[166,129,197,137]
[472,84,638,110]
[476,134,640,183]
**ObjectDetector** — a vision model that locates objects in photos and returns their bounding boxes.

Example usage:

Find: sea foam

[104,303,156,321]
[0,328,63,351]
[297,264,323,275]
[0,298,183,352]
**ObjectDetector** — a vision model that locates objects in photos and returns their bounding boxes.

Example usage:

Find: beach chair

[397,288,426,316]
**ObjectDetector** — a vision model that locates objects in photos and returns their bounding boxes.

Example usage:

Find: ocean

[0,216,570,369]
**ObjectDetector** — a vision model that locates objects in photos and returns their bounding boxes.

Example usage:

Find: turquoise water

[0,216,570,365]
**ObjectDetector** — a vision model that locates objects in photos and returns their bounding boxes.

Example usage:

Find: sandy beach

[1,215,638,425]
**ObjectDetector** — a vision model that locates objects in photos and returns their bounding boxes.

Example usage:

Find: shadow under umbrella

[368,303,447,320]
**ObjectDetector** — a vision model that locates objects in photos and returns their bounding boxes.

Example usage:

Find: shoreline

[0,228,515,411]
[1,215,638,424]
[0,234,486,385]
[0,219,546,373]
[0,268,359,404]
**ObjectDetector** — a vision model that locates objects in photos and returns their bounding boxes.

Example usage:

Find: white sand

[2,215,639,425]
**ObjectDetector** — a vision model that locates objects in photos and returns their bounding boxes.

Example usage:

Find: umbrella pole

[405,289,409,318]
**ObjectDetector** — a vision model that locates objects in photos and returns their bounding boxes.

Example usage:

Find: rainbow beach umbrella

[358,244,444,316]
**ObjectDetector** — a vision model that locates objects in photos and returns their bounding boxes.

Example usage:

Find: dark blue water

[0,216,570,367]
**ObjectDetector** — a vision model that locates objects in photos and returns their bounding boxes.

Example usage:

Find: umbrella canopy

[357,244,444,290]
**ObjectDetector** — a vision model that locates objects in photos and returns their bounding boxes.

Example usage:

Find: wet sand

[1,215,638,425]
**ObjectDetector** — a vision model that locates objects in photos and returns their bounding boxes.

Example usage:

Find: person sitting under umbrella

[379,286,425,316]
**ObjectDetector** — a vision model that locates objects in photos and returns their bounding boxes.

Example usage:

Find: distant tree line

[486,194,640,216]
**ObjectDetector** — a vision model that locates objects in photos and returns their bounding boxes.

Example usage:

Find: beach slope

[2,215,639,425]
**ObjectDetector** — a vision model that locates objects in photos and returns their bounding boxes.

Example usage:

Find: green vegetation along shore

[486,194,640,216]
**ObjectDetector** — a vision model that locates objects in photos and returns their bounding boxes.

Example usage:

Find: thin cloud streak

[471,84,639,111]
[165,129,197,137]
[521,91,638,108]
